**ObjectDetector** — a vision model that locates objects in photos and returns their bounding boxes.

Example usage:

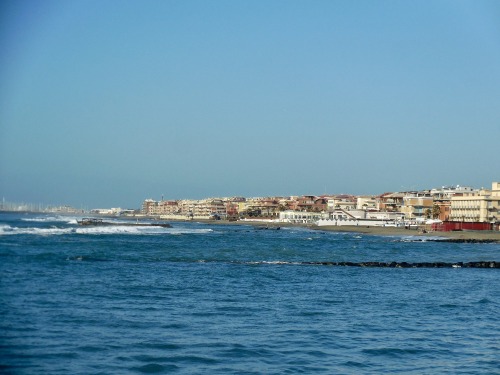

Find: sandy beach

[311,224,500,241]
[189,219,500,242]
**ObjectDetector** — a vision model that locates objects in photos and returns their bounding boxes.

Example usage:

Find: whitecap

[21,215,80,224]
[0,225,74,236]
[74,226,214,236]
[75,226,145,235]
[0,224,14,235]
[167,228,213,235]
[0,223,214,236]
[261,260,295,265]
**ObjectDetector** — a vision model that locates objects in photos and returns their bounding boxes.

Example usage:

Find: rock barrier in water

[302,261,499,268]
[423,239,499,243]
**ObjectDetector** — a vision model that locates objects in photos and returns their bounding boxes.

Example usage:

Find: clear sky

[1,0,499,209]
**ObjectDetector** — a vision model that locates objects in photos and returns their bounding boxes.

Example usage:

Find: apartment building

[241,198,281,217]
[433,200,451,221]
[141,199,156,215]
[377,193,405,212]
[141,199,179,215]
[327,195,356,211]
[357,196,378,211]
[430,185,476,199]
[156,200,179,215]
[425,185,478,222]
[401,196,434,221]
[186,199,226,217]
[449,182,500,223]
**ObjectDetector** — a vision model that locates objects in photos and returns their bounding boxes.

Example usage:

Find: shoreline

[310,225,500,242]
[184,219,500,242]
[92,214,500,242]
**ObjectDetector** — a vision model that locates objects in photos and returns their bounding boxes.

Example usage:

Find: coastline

[310,225,500,241]
[184,218,500,242]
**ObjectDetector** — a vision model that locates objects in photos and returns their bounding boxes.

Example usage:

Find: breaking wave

[0,224,213,236]
[0,225,74,236]
[21,216,79,224]
[393,235,449,242]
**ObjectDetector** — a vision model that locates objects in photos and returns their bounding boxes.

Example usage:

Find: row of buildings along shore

[138,182,500,230]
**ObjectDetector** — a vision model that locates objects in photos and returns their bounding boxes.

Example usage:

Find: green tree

[432,204,441,219]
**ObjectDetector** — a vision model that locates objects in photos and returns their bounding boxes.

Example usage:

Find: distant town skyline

[2,1,499,208]
[2,181,498,212]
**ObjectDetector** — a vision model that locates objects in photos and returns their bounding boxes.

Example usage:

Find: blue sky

[1,0,499,208]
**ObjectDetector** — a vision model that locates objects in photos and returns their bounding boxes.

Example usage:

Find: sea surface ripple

[1,213,499,374]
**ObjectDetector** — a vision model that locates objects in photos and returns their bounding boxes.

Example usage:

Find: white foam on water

[21,216,79,224]
[166,228,213,235]
[0,224,214,236]
[72,225,211,235]
[77,226,213,236]
[261,260,296,265]
[280,226,316,233]
[396,235,448,242]
[0,225,74,236]
[0,224,14,235]
[75,226,147,235]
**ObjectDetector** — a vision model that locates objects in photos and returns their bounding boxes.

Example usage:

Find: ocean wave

[73,226,212,235]
[164,228,213,235]
[0,224,14,234]
[260,260,301,265]
[75,226,156,235]
[0,225,74,236]
[21,216,79,224]
[394,235,449,242]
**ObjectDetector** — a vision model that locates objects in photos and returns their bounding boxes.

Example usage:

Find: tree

[432,204,441,219]
[278,204,287,212]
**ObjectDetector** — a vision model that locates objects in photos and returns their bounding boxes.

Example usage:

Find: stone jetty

[302,261,499,268]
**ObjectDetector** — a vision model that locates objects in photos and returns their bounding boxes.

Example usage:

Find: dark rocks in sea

[421,238,499,243]
[255,226,281,230]
[304,261,499,268]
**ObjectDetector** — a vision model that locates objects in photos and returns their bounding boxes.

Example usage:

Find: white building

[430,185,476,199]
[279,210,328,224]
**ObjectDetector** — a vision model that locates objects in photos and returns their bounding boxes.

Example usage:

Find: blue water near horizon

[1,212,499,374]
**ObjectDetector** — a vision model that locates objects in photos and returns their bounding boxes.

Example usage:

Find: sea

[1,212,499,374]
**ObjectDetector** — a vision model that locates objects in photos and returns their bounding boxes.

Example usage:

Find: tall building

[449,182,500,223]
[141,199,156,215]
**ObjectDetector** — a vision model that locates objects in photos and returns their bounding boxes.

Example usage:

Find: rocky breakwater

[425,238,499,243]
[303,261,500,268]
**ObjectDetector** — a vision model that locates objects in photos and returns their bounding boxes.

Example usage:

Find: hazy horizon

[2,1,499,208]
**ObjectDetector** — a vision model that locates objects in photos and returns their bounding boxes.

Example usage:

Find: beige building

[141,199,156,215]
[178,199,226,218]
[356,196,378,211]
[401,196,434,221]
[141,199,180,216]
[240,198,281,217]
[378,192,405,212]
[156,200,179,215]
[327,195,356,212]
[449,182,500,223]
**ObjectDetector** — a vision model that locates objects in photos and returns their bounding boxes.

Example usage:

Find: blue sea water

[0,212,499,374]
